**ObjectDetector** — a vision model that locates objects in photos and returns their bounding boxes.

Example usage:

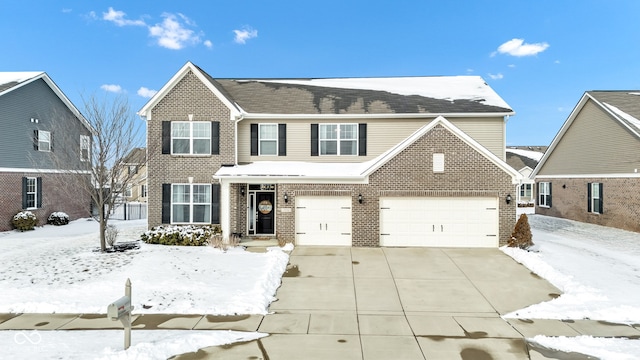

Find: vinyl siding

[237,116,505,163]
[538,100,640,175]
[0,79,91,170]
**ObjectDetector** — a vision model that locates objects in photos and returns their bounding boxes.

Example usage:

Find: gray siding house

[532,91,640,232]
[0,72,92,231]
[139,62,522,247]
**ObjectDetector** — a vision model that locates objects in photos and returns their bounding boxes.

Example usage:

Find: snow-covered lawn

[504,209,640,358]
[0,219,289,314]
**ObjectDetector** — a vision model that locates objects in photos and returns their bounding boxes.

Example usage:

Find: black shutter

[50,132,53,152]
[278,124,287,156]
[33,130,39,151]
[548,182,552,208]
[211,183,220,224]
[36,177,42,208]
[211,121,220,155]
[162,122,171,154]
[599,183,604,214]
[250,124,258,156]
[358,123,367,156]
[22,177,28,209]
[587,183,592,213]
[311,124,319,156]
[162,184,171,223]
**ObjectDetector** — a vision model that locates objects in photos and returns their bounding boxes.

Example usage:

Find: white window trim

[520,184,532,197]
[26,177,38,209]
[171,183,212,224]
[171,121,211,156]
[319,123,358,156]
[80,135,90,161]
[539,182,551,208]
[140,184,148,198]
[38,130,51,152]
[258,123,278,156]
[590,183,601,214]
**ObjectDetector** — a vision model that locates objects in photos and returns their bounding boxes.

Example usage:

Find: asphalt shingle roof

[588,91,640,133]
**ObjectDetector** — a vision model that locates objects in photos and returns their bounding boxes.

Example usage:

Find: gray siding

[237,116,505,163]
[0,79,90,170]
[538,100,640,175]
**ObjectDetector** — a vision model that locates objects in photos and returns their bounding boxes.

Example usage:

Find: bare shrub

[105,224,119,248]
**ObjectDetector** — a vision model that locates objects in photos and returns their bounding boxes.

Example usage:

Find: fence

[110,202,147,220]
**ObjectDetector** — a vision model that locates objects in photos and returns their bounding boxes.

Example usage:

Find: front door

[256,192,275,234]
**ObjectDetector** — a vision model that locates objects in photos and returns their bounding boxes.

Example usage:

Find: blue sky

[2,1,639,146]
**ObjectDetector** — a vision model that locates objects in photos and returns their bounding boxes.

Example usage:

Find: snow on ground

[531,335,640,360]
[0,219,290,315]
[2,329,266,360]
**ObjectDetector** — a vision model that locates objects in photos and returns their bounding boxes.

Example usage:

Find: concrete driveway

[175,246,583,360]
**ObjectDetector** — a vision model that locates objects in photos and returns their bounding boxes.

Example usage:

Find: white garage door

[296,196,352,246]
[379,197,498,247]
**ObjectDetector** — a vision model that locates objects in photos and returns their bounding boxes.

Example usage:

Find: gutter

[237,111,515,120]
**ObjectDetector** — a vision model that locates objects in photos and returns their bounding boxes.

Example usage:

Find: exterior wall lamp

[240,186,245,196]
[358,194,363,204]
[506,194,512,204]
[284,193,288,203]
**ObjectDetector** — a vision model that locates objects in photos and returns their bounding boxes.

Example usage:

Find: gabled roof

[139,62,514,120]
[0,71,92,133]
[532,90,640,177]
[506,148,544,171]
[214,116,522,184]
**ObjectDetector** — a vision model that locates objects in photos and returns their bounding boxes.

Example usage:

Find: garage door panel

[296,196,352,246]
[380,197,498,248]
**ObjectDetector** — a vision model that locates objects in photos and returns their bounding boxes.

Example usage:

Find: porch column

[219,179,231,243]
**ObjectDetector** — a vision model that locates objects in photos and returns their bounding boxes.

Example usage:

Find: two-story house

[139,62,521,247]
[0,72,93,231]
[116,147,147,203]
[532,91,640,232]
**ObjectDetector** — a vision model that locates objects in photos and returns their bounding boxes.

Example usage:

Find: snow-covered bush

[47,212,69,226]
[12,211,38,231]
[508,213,534,249]
[141,225,222,246]
[105,224,118,247]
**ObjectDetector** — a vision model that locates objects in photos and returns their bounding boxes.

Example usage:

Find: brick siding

[536,177,640,233]
[0,172,92,231]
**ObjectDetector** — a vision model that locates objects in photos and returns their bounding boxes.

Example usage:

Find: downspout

[234,113,244,165]
[503,115,510,161]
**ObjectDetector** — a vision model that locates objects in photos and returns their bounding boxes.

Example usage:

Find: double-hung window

[36,130,51,152]
[172,122,211,155]
[141,184,148,198]
[259,124,278,155]
[319,123,357,155]
[25,177,37,209]
[588,183,603,214]
[172,184,211,223]
[520,184,532,198]
[80,135,90,161]
[538,182,551,207]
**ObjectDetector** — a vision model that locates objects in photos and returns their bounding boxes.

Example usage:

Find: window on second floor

[538,182,552,207]
[80,135,90,161]
[259,124,278,155]
[34,130,51,152]
[172,122,211,155]
[140,184,148,198]
[520,184,532,198]
[320,124,358,155]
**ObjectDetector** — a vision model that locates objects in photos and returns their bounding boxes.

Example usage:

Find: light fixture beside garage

[240,186,245,196]
[506,194,512,204]
[284,193,289,203]
[358,194,363,204]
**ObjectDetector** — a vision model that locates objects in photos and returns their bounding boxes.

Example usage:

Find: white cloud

[466,68,474,74]
[508,64,516,68]
[149,13,200,50]
[100,84,122,93]
[137,87,158,98]
[103,7,146,27]
[488,73,504,80]
[234,27,258,44]
[494,38,549,57]
[555,60,561,64]
[204,40,213,49]
[62,8,72,13]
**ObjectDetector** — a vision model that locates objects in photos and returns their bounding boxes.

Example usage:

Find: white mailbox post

[107,278,133,350]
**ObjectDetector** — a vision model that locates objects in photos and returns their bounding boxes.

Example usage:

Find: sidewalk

[2,247,639,359]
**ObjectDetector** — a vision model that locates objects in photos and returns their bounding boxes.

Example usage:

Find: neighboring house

[532,91,640,232]
[116,147,147,203]
[506,146,546,205]
[0,72,92,231]
[139,62,522,247]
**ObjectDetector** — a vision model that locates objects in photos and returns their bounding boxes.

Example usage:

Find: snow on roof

[256,76,511,109]
[0,71,43,86]
[602,102,640,133]
[506,148,544,162]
